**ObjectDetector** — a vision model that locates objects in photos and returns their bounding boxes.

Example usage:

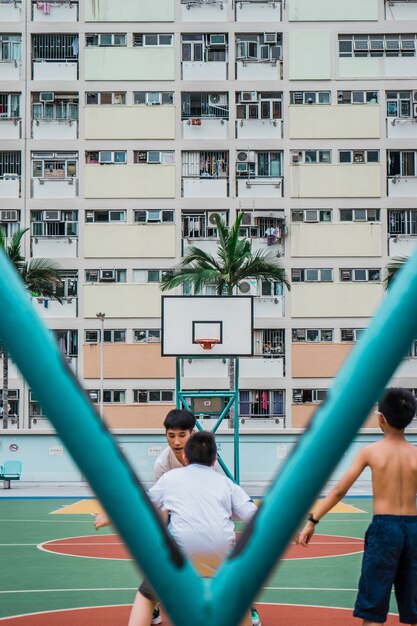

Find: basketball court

[0,495,402,625]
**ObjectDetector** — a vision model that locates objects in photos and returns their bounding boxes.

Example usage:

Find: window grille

[32,34,78,61]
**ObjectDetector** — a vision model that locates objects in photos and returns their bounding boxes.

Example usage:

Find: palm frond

[385,255,409,289]
[161,266,221,292]
[22,258,63,302]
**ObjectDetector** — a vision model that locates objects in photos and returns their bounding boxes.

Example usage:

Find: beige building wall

[288,31,332,80]
[290,223,382,257]
[85,0,175,22]
[103,405,174,429]
[339,58,382,79]
[290,164,381,198]
[291,283,383,318]
[292,343,353,378]
[85,49,175,81]
[84,165,176,199]
[292,404,379,429]
[289,0,378,21]
[83,284,162,318]
[84,106,176,140]
[84,344,175,379]
[84,224,176,258]
[289,105,380,139]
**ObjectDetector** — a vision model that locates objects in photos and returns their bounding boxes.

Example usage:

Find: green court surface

[0,497,401,624]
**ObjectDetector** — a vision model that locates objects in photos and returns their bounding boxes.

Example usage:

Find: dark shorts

[354,515,417,624]
[138,578,158,603]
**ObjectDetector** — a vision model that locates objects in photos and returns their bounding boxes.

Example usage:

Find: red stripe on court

[39,534,363,560]
[0,604,399,625]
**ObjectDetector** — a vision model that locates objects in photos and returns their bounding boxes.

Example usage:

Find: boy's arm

[298,447,369,547]
[94,512,111,530]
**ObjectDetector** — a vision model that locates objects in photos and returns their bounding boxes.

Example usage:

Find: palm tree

[0,228,62,429]
[161,212,290,425]
[385,255,409,289]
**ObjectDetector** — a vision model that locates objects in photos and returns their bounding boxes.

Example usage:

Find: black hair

[163,409,195,432]
[378,388,417,430]
[184,431,217,467]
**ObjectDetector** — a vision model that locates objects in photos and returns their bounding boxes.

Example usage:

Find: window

[133,270,168,283]
[86,92,126,105]
[31,152,77,179]
[0,35,21,62]
[236,91,282,121]
[239,390,285,419]
[0,151,21,177]
[292,329,333,342]
[85,210,125,223]
[181,33,227,63]
[32,34,78,61]
[339,150,379,163]
[0,389,19,424]
[103,390,126,403]
[293,389,328,403]
[135,210,174,224]
[54,330,78,357]
[261,280,283,296]
[85,269,126,283]
[340,268,381,282]
[84,329,125,343]
[86,33,126,47]
[182,151,229,178]
[339,34,416,58]
[134,151,175,165]
[290,91,330,105]
[341,328,364,342]
[0,210,20,238]
[291,209,332,222]
[0,93,20,118]
[32,93,78,121]
[134,92,174,106]
[386,91,412,118]
[388,151,417,177]
[182,211,227,238]
[296,150,331,164]
[236,152,282,178]
[55,271,77,299]
[254,329,285,356]
[235,34,282,63]
[388,209,417,235]
[134,329,161,343]
[85,151,126,164]
[134,390,174,403]
[340,209,380,222]
[337,90,378,104]
[31,210,78,237]
[182,92,229,119]
[291,269,333,282]
[134,34,173,47]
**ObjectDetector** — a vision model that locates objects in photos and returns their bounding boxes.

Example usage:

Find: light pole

[96,312,105,419]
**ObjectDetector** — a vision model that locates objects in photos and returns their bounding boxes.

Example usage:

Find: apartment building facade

[1,0,416,432]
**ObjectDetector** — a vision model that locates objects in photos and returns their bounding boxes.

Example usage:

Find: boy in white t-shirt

[128,431,257,626]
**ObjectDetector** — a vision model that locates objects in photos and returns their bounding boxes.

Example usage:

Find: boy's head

[378,388,417,430]
[184,431,217,467]
[163,409,196,459]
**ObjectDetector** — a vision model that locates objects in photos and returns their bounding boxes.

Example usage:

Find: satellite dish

[238,281,251,294]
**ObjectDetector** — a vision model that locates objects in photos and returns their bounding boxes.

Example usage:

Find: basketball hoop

[195,339,220,351]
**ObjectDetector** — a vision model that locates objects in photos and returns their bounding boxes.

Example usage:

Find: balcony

[32,296,77,319]
[388,176,417,198]
[33,61,78,81]
[236,118,282,140]
[85,0,174,22]
[254,295,284,319]
[0,118,20,140]
[385,0,417,20]
[180,0,228,22]
[237,177,283,198]
[32,119,78,140]
[0,59,20,81]
[236,59,282,81]
[0,1,21,22]
[32,1,79,22]
[182,177,229,198]
[235,0,282,23]
[388,234,417,257]
[31,177,78,199]
[182,61,228,81]
[386,117,417,139]
[31,237,78,259]
[0,175,20,198]
[183,118,228,140]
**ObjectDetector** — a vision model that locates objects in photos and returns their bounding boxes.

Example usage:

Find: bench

[0,460,22,489]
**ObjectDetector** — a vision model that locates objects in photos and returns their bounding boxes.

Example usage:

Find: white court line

[0,588,136,594]
[0,519,96,523]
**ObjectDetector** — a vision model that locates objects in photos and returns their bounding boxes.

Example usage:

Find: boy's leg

[239,611,253,626]
[128,591,155,626]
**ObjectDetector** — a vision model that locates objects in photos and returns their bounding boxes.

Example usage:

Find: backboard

[161,296,253,357]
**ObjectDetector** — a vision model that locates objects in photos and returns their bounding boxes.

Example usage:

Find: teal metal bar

[176,357,181,408]
[0,251,207,625]
[211,251,417,626]
[211,396,235,434]
[234,358,240,484]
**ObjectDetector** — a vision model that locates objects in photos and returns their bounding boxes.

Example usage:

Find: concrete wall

[84,165,176,199]
[85,48,175,81]
[290,223,382,257]
[83,224,176,258]
[289,0,378,21]
[292,343,353,378]
[288,31,332,80]
[290,164,381,198]
[289,105,380,139]
[83,284,162,318]
[84,106,176,140]
[85,0,174,22]
[83,343,175,379]
[290,283,383,318]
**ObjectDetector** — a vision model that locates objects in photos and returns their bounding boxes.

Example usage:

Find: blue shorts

[354,515,417,624]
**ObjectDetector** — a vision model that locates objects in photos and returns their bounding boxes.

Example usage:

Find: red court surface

[39,533,364,561]
[0,603,399,625]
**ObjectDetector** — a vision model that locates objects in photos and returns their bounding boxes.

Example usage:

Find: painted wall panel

[288,31,331,80]
[292,343,353,378]
[290,164,381,198]
[85,49,175,81]
[289,0,378,21]
[291,283,383,318]
[84,165,175,199]
[292,405,379,429]
[85,106,175,140]
[290,223,382,257]
[83,284,162,318]
[84,224,176,258]
[289,105,380,139]
[84,344,175,379]
[85,0,174,22]
[103,405,175,429]
[386,3,417,20]
[339,58,382,79]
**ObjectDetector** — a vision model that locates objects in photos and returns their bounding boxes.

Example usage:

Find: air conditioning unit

[147,151,161,164]
[40,92,55,103]
[291,153,300,164]
[413,103,417,118]
[0,210,18,221]
[238,280,257,295]
[240,212,253,226]
[305,210,319,223]
[241,91,258,103]
[209,93,221,105]
[85,211,94,222]
[85,330,99,343]
[264,32,277,44]
[98,151,112,164]
[208,211,226,226]
[353,151,365,163]
[209,34,226,46]
[43,210,61,221]
[100,269,116,281]
[237,150,256,163]
[293,391,303,403]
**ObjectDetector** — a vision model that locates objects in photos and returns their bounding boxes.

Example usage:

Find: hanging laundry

[71,38,79,56]
[43,2,51,14]
[36,2,44,9]
[261,391,269,411]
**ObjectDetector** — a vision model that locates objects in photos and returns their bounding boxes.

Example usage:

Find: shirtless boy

[299,388,417,625]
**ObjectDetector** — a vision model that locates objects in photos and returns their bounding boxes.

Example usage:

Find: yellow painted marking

[52,499,103,515]
[314,501,366,514]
